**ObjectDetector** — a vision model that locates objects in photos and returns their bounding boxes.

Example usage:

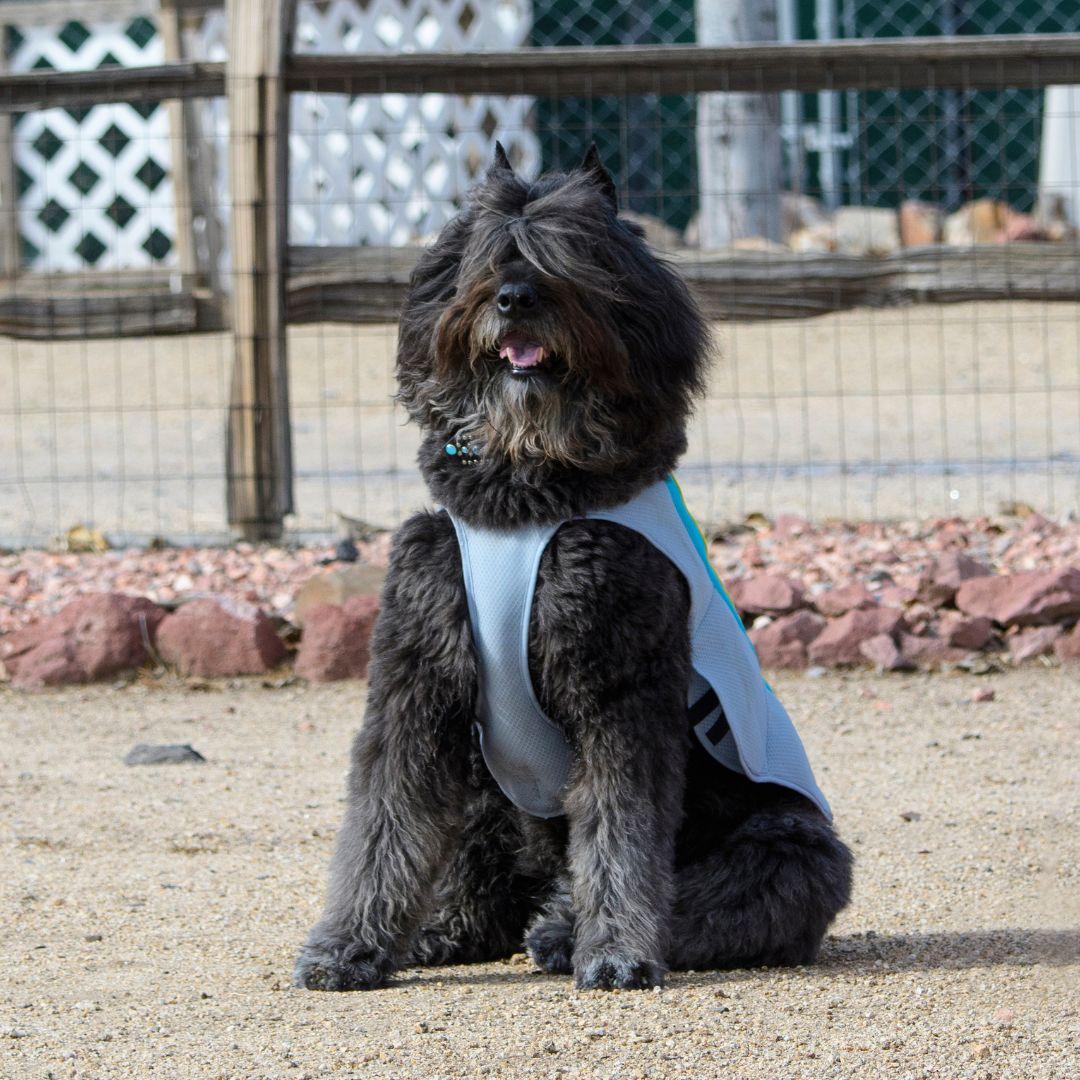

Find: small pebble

[124,744,206,766]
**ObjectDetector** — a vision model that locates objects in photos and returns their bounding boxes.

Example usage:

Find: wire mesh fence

[1,1,1079,549]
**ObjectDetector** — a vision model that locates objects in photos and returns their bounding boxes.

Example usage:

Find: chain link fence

[1,1,1079,548]
[790,1,1080,212]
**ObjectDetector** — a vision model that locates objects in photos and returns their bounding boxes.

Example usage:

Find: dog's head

[397,144,709,486]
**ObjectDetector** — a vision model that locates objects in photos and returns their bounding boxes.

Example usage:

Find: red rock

[293,564,386,628]
[1008,625,1064,663]
[897,633,972,670]
[295,596,380,682]
[937,611,994,650]
[956,567,1080,626]
[1054,622,1080,662]
[859,633,912,671]
[773,514,811,539]
[899,200,943,246]
[971,688,996,703]
[1001,210,1043,243]
[807,607,904,667]
[813,582,875,618]
[729,574,806,617]
[903,602,939,635]
[1,593,165,691]
[919,552,992,606]
[155,598,287,677]
[878,585,918,609]
[1019,512,1052,536]
[749,610,826,669]
[944,198,1008,245]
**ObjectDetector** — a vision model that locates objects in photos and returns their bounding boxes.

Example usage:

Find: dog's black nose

[496,281,538,317]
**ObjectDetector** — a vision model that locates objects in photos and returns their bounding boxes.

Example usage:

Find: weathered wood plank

[1,243,1077,338]
[0,0,159,24]
[285,34,1080,98]
[0,292,197,338]
[0,35,1074,115]
[225,0,295,541]
[0,62,226,113]
[285,243,1080,324]
[0,269,224,337]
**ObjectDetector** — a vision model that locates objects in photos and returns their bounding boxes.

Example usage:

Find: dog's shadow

[393,928,1078,989]
[813,927,1079,974]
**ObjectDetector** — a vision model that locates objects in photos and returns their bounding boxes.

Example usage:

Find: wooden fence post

[695,0,784,248]
[225,0,294,541]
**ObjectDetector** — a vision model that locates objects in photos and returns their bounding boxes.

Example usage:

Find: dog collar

[444,436,482,464]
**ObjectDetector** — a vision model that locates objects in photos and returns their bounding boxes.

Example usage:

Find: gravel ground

[2,668,1078,1079]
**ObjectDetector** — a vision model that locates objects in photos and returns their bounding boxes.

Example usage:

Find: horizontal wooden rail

[286,34,1080,97]
[0,269,225,338]
[0,62,226,113]
[2,244,1079,337]
[0,35,1077,113]
[286,243,1080,324]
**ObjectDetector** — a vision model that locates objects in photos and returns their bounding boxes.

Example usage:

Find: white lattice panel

[9,2,540,269]
[10,17,178,272]
[290,0,540,246]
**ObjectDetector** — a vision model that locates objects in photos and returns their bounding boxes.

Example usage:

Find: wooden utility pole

[695,0,784,248]
[225,0,294,540]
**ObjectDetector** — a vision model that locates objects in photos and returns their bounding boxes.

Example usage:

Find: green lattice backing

[795,0,1080,212]
[531,0,697,232]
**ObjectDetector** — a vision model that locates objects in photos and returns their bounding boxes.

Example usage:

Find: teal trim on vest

[663,474,751,632]
[448,476,832,821]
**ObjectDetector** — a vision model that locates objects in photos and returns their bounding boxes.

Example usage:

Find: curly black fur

[295,146,853,992]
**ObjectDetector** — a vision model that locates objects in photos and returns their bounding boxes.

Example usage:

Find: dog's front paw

[525,918,574,974]
[293,942,393,992]
[574,951,665,991]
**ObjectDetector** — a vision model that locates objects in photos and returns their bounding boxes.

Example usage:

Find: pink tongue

[499,341,544,368]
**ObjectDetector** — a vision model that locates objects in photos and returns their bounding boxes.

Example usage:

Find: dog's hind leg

[524,875,575,974]
[667,804,853,971]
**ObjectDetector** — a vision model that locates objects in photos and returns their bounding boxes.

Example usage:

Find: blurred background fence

[1,0,1079,547]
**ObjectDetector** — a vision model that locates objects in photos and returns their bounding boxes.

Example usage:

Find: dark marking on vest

[688,688,730,745]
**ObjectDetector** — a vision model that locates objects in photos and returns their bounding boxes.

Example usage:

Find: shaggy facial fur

[295,146,853,993]
[397,143,707,526]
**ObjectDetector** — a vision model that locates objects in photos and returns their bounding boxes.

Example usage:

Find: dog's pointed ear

[581,143,617,210]
[487,141,515,180]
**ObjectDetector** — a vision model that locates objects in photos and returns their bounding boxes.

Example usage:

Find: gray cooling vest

[449,476,831,821]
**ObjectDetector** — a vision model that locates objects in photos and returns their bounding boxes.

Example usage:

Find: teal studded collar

[444,436,482,464]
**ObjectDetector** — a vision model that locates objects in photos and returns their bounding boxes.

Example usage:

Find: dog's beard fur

[425,277,635,470]
[459,368,624,470]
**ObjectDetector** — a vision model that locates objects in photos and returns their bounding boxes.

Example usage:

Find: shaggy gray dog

[294,146,853,992]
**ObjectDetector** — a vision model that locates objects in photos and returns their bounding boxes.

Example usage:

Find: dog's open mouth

[499,335,547,374]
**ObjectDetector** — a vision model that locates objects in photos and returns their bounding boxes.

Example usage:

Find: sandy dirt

[1,667,1078,1079]
[3,300,1080,545]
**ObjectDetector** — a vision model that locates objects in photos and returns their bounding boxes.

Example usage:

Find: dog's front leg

[537,525,693,991]
[562,675,688,990]
[294,513,476,991]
